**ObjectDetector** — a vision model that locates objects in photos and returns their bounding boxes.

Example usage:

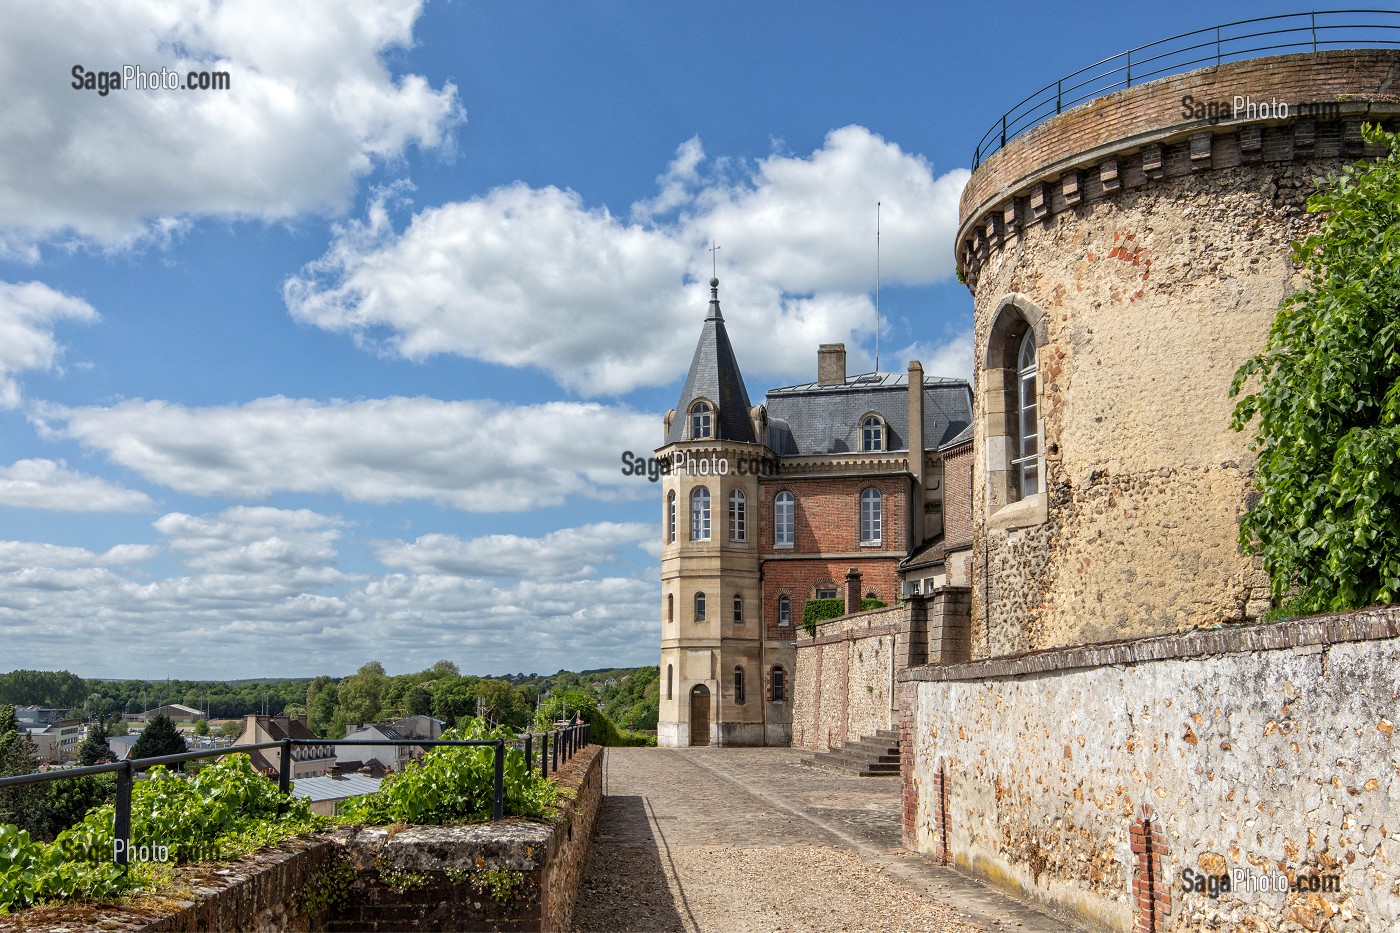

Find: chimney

[845,567,863,615]
[908,360,926,546]
[818,344,846,385]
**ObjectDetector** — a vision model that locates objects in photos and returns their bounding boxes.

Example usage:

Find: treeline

[0,663,659,739]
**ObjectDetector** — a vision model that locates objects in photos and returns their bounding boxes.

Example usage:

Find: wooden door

[689,684,710,746]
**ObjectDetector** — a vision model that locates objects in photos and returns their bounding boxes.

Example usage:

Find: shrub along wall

[0,744,605,933]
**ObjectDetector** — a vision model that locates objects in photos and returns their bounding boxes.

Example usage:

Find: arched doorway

[689,684,710,746]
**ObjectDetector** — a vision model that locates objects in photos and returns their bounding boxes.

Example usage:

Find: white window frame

[1011,331,1040,498]
[667,491,676,543]
[694,591,706,622]
[860,487,882,545]
[690,487,710,541]
[774,491,794,548]
[778,594,790,626]
[690,401,713,439]
[861,415,884,452]
[728,489,747,542]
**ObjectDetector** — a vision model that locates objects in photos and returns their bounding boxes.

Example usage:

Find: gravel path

[573,747,1070,933]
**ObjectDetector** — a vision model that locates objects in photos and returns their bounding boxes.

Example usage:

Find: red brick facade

[940,441,973,549]
[758,473,909,639]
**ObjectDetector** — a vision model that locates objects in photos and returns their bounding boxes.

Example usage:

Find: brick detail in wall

[1130,804,1170,933]
[898,683,917,849]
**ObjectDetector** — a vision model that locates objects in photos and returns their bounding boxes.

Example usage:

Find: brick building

[656,277,971,746]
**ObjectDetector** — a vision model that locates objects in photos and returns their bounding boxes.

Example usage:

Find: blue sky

[0,0,1302,679]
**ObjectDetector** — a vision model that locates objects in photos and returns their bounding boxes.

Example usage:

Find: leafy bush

[1230,124,1400,612]
[0,754,325,914]
[337,719,555,825]
[801,596,888,634]
[534,692,623,746]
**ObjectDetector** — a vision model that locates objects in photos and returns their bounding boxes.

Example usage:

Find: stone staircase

[798,728,901,777]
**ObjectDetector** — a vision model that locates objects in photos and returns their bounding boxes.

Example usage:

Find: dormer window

[861,415,885,452]
[690,401,713,439]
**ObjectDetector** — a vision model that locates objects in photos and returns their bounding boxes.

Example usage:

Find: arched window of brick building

[860,488,882,545]
[774,491,794,547]
[778,594,791,626]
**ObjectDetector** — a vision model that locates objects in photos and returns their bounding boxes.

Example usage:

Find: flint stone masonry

[901,606,1400,932]
[963,47,1400,656]
[0,745,603,933]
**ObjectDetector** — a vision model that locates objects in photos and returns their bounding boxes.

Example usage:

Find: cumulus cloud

[0,512,659,678]
[285,126,970,395]
[0,1,460,254]
[376,522,653,581]
[36,395,658,511]
[893,329,975,382]
[0,459,152,512]
[0,281,97,407]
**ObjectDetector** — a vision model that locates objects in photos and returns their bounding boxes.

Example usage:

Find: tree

[1231,124,1400,613]
[218,720,244,739]
[129,714,188,763]
[76,720,114,766]
[193,718,209,736]
[0,705,43,836]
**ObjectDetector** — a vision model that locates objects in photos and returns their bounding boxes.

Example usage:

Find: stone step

[798,730,903,777]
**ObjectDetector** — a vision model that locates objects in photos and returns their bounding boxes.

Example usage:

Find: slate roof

[665,278,757,445]
[291,774,383,804]
[763,374,972,456]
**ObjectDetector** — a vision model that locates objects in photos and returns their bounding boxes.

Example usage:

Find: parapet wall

[900,607,1400,932]
[0,745,604,933]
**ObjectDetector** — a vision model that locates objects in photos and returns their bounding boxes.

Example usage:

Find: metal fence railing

[0,721,591,867]
[972,10,1400,168]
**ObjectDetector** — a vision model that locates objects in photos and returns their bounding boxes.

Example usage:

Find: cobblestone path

[572,747,1078,933]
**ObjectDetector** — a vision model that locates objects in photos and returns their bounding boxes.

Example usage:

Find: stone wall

[901,607,1400,932]
[2,746,604,933]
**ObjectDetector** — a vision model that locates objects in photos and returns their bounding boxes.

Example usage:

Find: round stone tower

[957,49,1400,657]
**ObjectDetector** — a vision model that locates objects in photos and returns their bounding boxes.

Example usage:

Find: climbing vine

[1230,123,1400,613]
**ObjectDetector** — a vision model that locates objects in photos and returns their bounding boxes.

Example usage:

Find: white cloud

[0,281,97,407]
[0,458,152,512]
[376,522,653,581]
[893,329,975,382]
[37,395,659,511]
[285,126,970,395]
[0,1,460,254]
[0,513,659,678]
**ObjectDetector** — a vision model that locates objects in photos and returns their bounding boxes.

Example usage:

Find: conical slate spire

[665,278,756,445]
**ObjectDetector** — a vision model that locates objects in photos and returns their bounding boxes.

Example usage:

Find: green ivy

[1230,123,1400,614]
[801,596,888,635]
[336,719,555,826]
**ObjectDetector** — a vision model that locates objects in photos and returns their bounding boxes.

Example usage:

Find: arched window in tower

[774,491,794,547]
[689,400,713,439]
[1013,330,1040,497]
[728,489,747,541]
[667,491,676,543]
[666,593,674,625]
[666,664,673,700]
[690,487,710,541]
[734,667,745,704]
[771,666,787,702]
[860,487,882,545]
[778,594,791,627]
[694,591,706,622]
[861,415,885,452]
[733,593,743,623]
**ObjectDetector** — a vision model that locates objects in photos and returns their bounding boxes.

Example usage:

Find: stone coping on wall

[900,605,1400,683]
[797,603,909,647]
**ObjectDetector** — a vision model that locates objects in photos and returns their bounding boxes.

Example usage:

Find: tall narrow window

[666,594,674,625]
[666,664,673,700]
[694,592,706,622]
[667,492,676,543]
[778,594,790,626]
[728,490,747,541]
[861,415,884,452]
[774,492,794,547]
[734,667,745,704]
[771,666,787,702]
[733,593,743,623]
[690,401,713,439]
[1013,331,1039,497]
[860,488,882,545]
[690,487,710,541]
